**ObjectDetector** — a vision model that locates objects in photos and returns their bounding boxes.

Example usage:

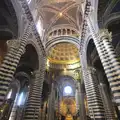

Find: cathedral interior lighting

[64,86,72,95]
[0,0,120,120]
[17,92,24,106]
[59,12,63,17]
[6,89,12,99]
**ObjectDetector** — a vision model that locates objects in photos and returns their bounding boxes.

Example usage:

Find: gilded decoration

[48,43,80,64]
[60,98,77,116]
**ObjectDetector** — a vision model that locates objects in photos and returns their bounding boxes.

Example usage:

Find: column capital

[34,71,40,76]
[99,29,112,41]
[87,66,96,72]
[7,40,21,49]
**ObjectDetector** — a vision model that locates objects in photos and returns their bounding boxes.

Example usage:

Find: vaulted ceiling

[48,42,80,64]
[37,0,82,70]
[38,0,82,32]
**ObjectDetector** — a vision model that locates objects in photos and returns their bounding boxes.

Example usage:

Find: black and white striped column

[87,17,120,112]
[80,2,106,118]
[19,0,46,56]
[80,1,116,119]
[81,65,105,119]
[0,26,30,105]
[96,69,116,119]
[99,83,116,119]
[23,57,46,120]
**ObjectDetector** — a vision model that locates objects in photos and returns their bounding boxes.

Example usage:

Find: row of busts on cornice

[48,28,79,39]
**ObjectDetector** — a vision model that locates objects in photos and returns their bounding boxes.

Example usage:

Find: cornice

[45,36,80,53]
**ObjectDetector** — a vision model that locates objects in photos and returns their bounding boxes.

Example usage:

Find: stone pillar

[42,102,47,120]
[47,96,50,120]
[77,82,86,120]
[0,26,30,105]
[75,88,79,112]
[23,57,46,120]
[96,70,116,119]
[19,0,46,56]
[57,92,60,120]
[80,64,105,119]
[55,89,59,118]
[99,83,116,119]
[48,83,55,120]
[87,16,120,112]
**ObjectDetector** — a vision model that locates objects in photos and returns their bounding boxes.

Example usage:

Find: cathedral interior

[0,0,120,120]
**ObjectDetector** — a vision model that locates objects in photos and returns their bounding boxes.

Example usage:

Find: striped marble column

[48,83,55,120]
[23,57,46,120]
[99,83,116,119]
[96,69,116,120]
[0,26,30,105]
[19,0,46,56]
[87,17,120,112]
[80,51,106,119]
[82,67,105,119]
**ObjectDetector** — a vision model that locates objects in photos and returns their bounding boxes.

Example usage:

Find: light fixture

[64,86,72,95]
[59,12,63,17]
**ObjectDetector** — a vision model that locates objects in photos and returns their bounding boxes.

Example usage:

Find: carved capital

[87,66,96,72]
[7,40,21,49]
[34,71,40,77]
[99,29,112,41]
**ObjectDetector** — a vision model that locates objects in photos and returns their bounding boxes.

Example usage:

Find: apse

[48,42,80,65]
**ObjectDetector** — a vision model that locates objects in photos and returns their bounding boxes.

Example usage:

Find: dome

[48,42,80,64]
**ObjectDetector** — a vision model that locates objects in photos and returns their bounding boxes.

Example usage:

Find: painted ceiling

[37,0,82,66]
[38,0,82,32]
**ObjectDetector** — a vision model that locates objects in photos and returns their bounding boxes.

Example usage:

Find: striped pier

[0,25,31,105]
